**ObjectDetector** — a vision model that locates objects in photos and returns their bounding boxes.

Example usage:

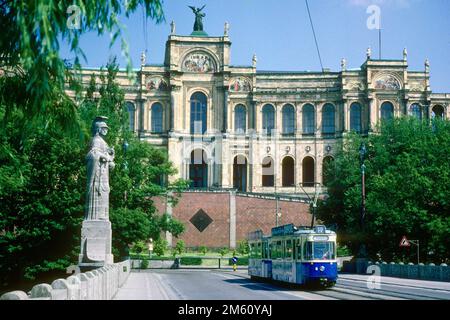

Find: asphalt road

[113,269,450,300]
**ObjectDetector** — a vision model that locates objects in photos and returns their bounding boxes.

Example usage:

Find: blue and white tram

[248,224,338,287]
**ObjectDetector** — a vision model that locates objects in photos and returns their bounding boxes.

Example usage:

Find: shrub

[199,246,208,255]
[180,257,202,265]
[131,241,147,254]
[237,239,249,255]
[140,259,149,269]
[219,247,229,257]
[337,245,352,257]
[153,238,168,257]
[175,240,185,255]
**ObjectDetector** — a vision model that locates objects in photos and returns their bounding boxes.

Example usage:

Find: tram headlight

[319,266,325,272]
[314,267,318,271]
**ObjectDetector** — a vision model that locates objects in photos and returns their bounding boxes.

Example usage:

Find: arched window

[410,103,422,120]
[151,103,163,133]
[233,155,247,192]
[282,104,295,135]
[302,156,315,187]
[189,149,208,188]
[234,104,246,134]
[432,105,444,120]
[190,92,207,134]
[350,103,362,133]
[126,102,136,131]
[381,102,394,121]
[302,104,315,134]
[262,104,275,135]
[322,103,335,134]
[262,156,274,187]
[322,156,334,186]
[282,156,295,187]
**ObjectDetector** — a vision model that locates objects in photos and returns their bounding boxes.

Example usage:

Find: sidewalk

[339,273,450,291]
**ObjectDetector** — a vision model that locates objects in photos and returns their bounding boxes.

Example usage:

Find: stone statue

[403,47,408,61]
[85,116,115,221]
[252,54,257,68]
[189,5,206,32]
[425,58,430,72]
[341,58,347,71]
[170,20,176,35]
[366,47,372,59]
[140,51,146,67]
[224,21,229,36]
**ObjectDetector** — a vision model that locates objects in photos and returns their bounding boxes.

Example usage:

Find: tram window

[257,242,262,258]
[297,241,302,261]
[250,243,256,258]
[273,241,280,259]
[286,240,293,259]
[304,241,336,260]
[304,242,313,260]
[314,242,335,260]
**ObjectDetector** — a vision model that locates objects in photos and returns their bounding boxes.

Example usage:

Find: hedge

[180,257,202,265]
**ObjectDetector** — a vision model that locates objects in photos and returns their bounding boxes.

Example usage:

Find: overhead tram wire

[305,0,324,72]
[142,6,148,55]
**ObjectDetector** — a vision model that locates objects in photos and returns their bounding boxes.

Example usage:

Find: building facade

[74,24,450,196]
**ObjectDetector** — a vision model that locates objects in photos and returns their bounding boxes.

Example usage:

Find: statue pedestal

[78,220,114,268]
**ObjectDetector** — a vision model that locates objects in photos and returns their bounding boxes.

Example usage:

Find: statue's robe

[85,135,113,220]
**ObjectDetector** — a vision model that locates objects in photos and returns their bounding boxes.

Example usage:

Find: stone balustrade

[345,260,450,282]
[0,260,131,300]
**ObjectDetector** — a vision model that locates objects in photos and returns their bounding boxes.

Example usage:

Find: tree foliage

[317,118,450,263]
[0,0,164,124]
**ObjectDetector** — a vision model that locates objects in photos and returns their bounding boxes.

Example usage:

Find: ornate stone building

[73,23,450,196]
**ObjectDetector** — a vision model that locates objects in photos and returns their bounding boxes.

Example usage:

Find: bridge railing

[130,256,249,269]
[0,260,131,300]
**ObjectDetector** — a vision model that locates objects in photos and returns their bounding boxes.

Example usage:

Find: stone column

[369,98,377,131]
[170,89,176,131]
[276,103,282,136]
[342,100,348,132]
[229,191,236,249]
[223,89,228,133]
[296,103,302,136]
[171,86,182,132]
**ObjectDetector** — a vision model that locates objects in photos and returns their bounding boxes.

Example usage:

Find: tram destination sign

[271,224,295,237]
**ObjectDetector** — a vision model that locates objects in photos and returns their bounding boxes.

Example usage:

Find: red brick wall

[235,196,311,242]
[153,192,311,248]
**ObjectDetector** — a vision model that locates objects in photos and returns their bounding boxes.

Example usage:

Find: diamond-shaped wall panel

[189,209,213,232]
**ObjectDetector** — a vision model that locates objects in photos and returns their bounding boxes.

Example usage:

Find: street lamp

[358,142,367,257]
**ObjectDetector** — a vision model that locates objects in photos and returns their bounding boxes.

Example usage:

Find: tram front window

[304,241,335,260]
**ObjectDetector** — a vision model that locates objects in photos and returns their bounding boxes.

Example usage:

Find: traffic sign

[399,236,410,247]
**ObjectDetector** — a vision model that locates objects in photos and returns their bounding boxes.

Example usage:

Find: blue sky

[60,0,450,92]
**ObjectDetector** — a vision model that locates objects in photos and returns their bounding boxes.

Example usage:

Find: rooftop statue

[189,5,206,32]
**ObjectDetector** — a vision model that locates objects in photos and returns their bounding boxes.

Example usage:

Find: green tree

[317,118,450,263]
[237,239,249,255]
[0,0,164,124]
[153,238,168,257]
[219,247,229,257]
[174,240,185,256]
